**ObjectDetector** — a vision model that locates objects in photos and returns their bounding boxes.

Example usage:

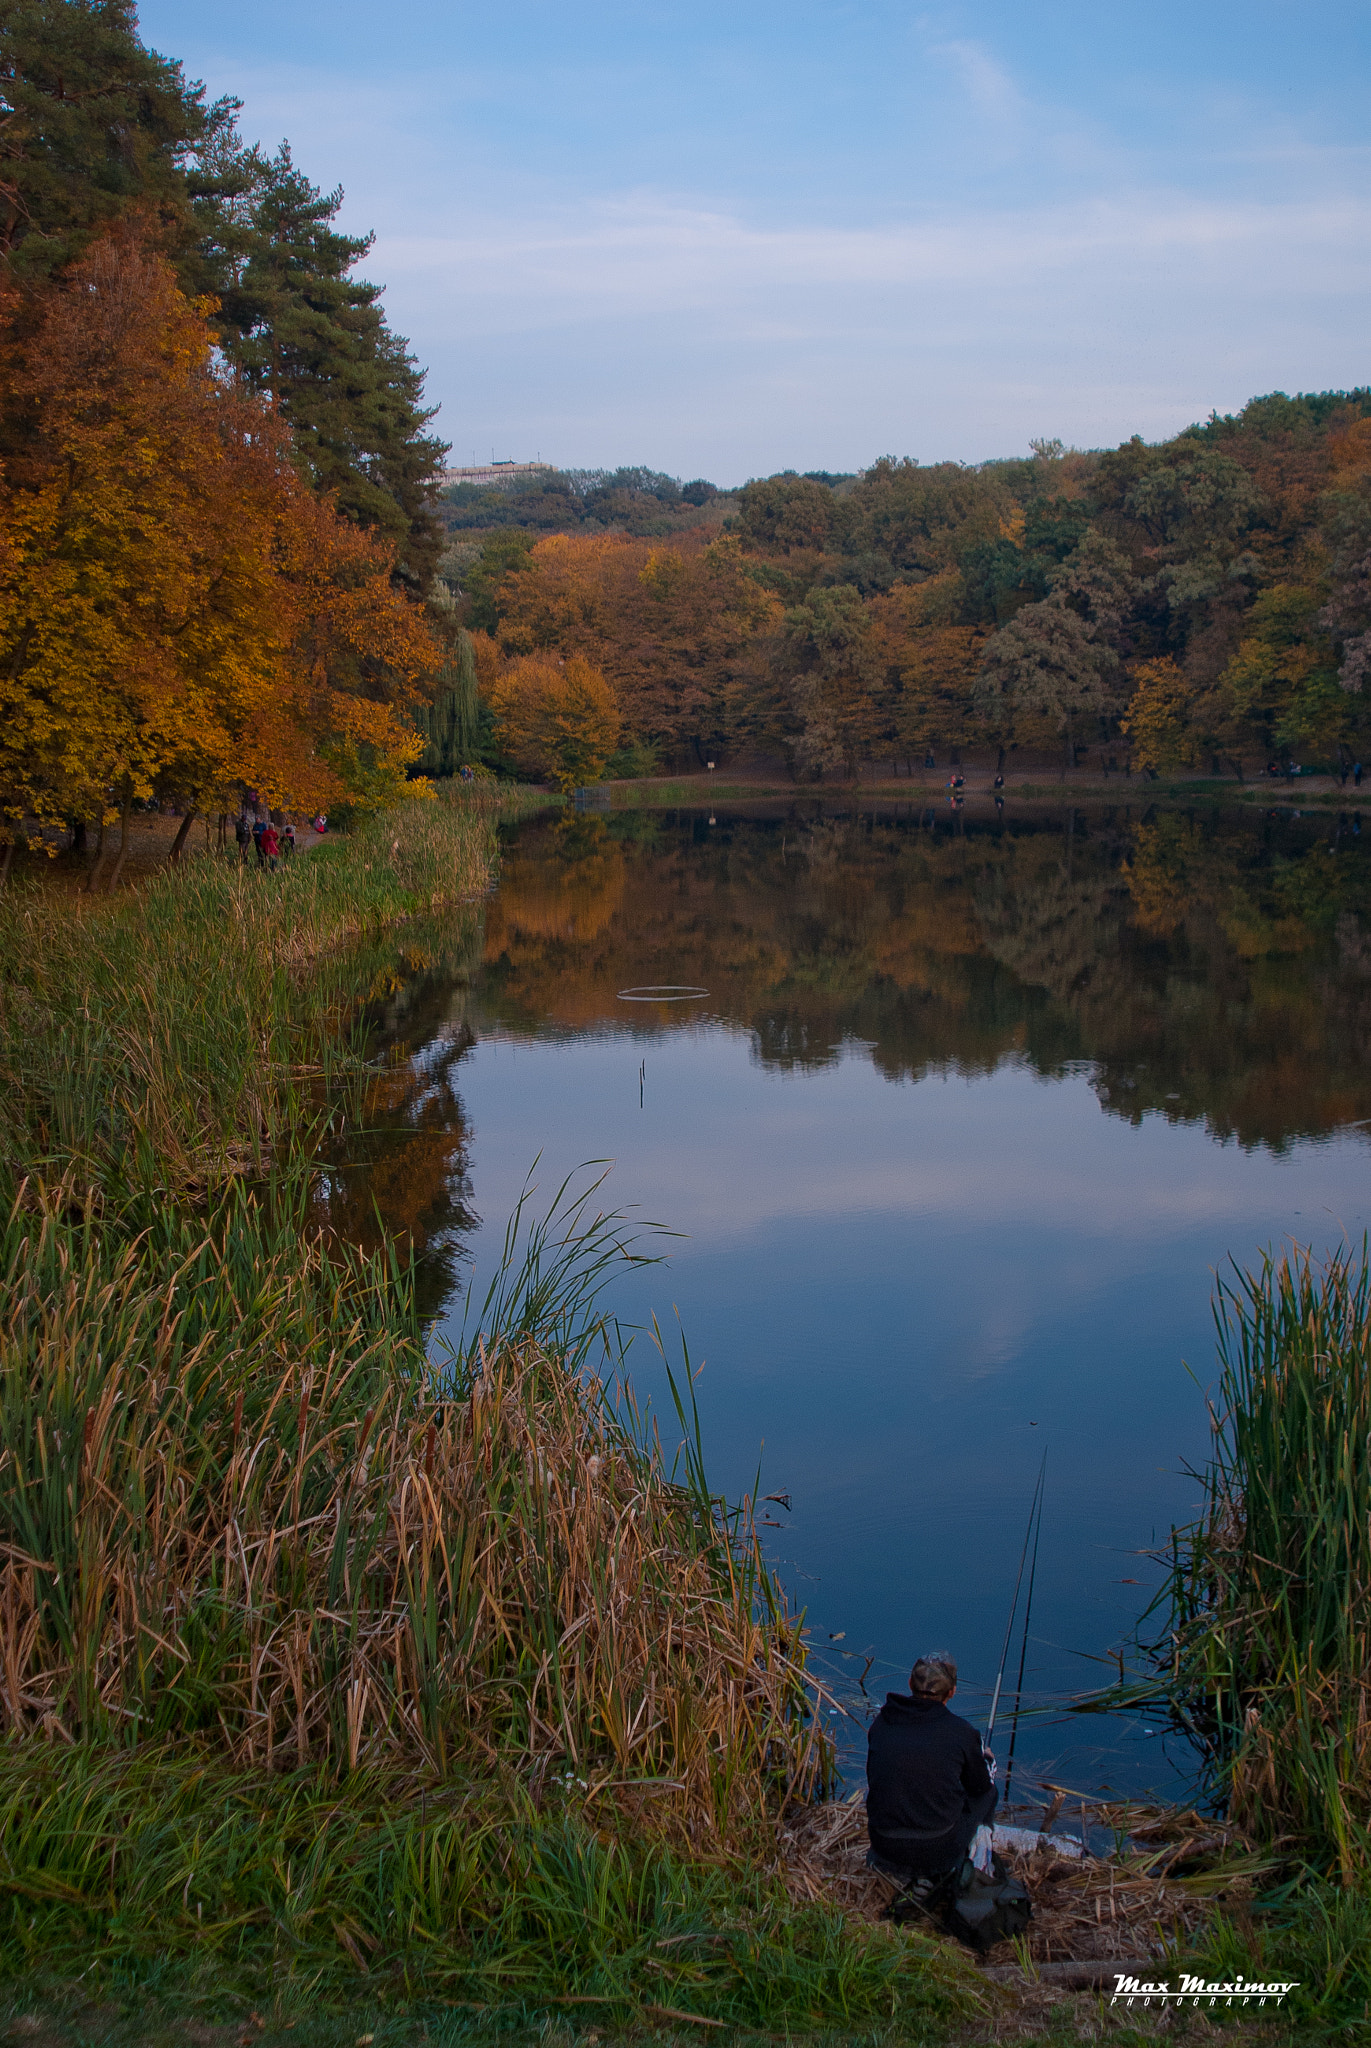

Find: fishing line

[1003,1455,1047,1810]
[985,1448,1047,1751]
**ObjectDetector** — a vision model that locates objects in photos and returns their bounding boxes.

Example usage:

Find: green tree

[975,598,1118,772]
[415,629,486,778]
[736,472,835,555]
[0,0,226,277]
[782,584,886,779]
[460,529,538,635]
[211,142,447,590]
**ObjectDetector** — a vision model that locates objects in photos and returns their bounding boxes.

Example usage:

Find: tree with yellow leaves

[1121,658,1198,774]
[486,655,620,792]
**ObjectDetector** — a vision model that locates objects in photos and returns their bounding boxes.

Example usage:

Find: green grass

[0,1745,981,2031]
[1187,1878,1371,2041]
[0,791,550,1203]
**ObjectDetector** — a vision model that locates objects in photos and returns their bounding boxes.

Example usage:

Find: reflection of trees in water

[312,916,485,1320]
[479,806,1371,1151]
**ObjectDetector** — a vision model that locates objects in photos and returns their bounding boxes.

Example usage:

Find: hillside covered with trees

[443,405,1371,791]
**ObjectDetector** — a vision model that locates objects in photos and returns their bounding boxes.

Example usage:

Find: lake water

[323,798,1371,1807]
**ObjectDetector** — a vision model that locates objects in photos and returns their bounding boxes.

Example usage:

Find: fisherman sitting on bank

[866,1653,996,1888]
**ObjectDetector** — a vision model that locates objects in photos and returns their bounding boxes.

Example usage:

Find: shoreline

[589,770,1371,811]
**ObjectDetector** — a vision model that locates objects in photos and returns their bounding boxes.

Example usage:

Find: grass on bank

[0,789,542,1203]
[599,772,1371,811]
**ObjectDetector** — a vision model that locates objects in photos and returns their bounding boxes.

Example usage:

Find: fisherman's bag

[941,1853,1031,1954]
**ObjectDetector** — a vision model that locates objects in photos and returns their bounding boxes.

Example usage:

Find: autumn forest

[7,8,1371,853]
[441,406,1371,791]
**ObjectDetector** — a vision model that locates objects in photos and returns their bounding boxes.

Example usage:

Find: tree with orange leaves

[489,531,779,761]
[869,574,988,763]
[0,224,437,879]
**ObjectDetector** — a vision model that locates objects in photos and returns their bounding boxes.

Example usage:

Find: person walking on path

[260,821,280,872]
[234,813,251,863]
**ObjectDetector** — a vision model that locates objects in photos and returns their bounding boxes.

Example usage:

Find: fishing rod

[985,1448,1047,1753]
[1002,1461,1046,1809]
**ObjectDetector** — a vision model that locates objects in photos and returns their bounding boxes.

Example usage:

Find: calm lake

[323,798,1371,1806]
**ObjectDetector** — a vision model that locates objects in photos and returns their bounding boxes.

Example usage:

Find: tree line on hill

[0,0,452,876]
[436,407,1371,792]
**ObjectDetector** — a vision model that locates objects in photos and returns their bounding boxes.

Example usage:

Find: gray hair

[910,1653,957,1700]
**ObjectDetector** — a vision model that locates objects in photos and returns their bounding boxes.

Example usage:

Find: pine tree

[0,0,228,276]
[212,142,448,592]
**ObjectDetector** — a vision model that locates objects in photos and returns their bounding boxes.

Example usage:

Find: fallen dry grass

[778,1791,1261,1971]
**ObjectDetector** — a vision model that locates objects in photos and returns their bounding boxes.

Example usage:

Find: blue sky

[139,2,1371,482]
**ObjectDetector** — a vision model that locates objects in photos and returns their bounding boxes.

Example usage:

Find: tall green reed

[0,782,848,2005]
[1143,1242,1371,1876]
[0,1168,826,1822]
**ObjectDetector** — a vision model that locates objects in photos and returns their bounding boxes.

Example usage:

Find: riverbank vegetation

[447,401,1371,791]
[0,795,994,2033]
[1144,1245,1371,1879]
[0,794,514,1202]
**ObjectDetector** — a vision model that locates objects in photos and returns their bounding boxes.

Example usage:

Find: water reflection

[315,801,1371,1797]
[478,803,1371,1148]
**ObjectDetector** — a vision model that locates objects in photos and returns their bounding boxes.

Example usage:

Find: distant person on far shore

[1356,762,1364,789]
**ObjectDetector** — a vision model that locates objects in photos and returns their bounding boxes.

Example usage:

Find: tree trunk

[0,838,14,889]
[104,788,134,894]
[216,812,228,851]
[168,809,196,863]
[84,816,107,893]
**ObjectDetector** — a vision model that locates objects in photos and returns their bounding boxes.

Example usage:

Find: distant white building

[440,459,548,487]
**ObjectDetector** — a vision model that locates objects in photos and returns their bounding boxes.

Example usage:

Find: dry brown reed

[0,1185,822,1845]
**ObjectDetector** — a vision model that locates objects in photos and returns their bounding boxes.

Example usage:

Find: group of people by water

[233,802,327,871]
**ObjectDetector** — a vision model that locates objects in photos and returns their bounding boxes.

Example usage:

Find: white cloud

[927,37,1026,123]
[156,35,1371,471]
[377,188,1371,320]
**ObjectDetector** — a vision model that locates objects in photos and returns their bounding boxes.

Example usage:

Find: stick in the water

[986,1448,1047,1752]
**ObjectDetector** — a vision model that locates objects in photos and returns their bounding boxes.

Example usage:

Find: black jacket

[866,1693,992,1842]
